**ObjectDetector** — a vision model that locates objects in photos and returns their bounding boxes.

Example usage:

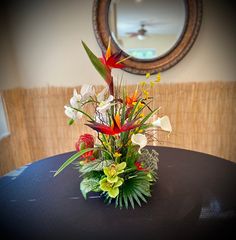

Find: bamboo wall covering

[0,82,236,175]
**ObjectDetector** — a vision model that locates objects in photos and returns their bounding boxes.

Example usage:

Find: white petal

[152,118,161,127]
[80,84,95,101]
[152,116,172,132]
[70,96,79,108]
[64,106,76,120]
[96,103,111,113]
[80,84,90,96]
[73,89,78,97]
[70,89,82,108]
[97,87,108,102]
[73,89,82,100]
[106,95,114,103]
[131,133,147,154]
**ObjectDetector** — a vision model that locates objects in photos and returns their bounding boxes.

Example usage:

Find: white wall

[0,0,235,90]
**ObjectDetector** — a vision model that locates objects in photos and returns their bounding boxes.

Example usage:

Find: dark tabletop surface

[0,146,236,240]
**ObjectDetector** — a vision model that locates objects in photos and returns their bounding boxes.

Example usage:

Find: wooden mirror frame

[92,0,202,75]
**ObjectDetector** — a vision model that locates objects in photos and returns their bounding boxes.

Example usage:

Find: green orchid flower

[99,177,124,198]
[103,162,126,183]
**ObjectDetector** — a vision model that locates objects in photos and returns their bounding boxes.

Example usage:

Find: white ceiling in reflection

[112,0,186,36]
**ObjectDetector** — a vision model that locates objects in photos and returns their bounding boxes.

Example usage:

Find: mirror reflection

[109,0,186,60]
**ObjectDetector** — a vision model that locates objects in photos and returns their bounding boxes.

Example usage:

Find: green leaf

[133,188,147,203]
[54,148,95,177]
[128,99,143,121]
[131,190,142,207]
[123,193,129,209]
[138,149,159,181]
[80,177,101,199]
[81,41,107,80]
[119,194,123,209]
[136,185,151,197]
[115,195,119,208]
[127,191,135,209]
[125,145,140,168]
[140,107,161,124]
[133,100,152,119]
[71,107,94,121]
[113,171,152,208]
[79,159,114,174]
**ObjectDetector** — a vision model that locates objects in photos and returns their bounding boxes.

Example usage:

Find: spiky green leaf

[82,41,107,80]
[105,171,153,209]
[54,148,95,177]
[140,106,161,124]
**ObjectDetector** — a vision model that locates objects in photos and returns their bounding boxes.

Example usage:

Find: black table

[0,146,236,240]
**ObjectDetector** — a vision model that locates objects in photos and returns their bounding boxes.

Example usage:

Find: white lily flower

[64,106,83,120]
[80,84,95,101]
[69,85,95,109]
[131,133,147,154]
[96,95,114,114]
[95,112,109,124]
[97,87,108,102]
[152,115,172,132]
[70,89,82,109]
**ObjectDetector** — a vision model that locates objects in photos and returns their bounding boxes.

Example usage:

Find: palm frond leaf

[104,171,152,209]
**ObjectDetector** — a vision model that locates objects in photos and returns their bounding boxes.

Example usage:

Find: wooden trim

[92,0,203,74]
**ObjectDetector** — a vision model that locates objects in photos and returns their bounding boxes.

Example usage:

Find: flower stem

[72,107,94,121]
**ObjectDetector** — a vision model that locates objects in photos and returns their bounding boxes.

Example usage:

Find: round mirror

[93,0,202,74]
[108,0,186,60]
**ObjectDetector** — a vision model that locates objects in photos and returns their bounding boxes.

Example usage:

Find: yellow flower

[138,129,144,133]
[143,90,149,99]
[113,152,122,158]
[138,102,144,108]
[146,72,151,79]
[156,72,161,82]
[139,81,146,87]
[134,102,144,113]
[150,81,155,87]
[139,113,144,118]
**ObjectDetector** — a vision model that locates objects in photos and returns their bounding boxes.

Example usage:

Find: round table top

[0,146,236,240]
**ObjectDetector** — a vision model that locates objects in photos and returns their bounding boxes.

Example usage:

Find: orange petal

[114,114,121,130]
[105,37,112,60]
[133,89,138,100]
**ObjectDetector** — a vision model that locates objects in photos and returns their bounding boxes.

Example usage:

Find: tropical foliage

[54,39,172,208]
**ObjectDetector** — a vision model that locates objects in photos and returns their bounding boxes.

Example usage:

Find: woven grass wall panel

[0,82,235,175]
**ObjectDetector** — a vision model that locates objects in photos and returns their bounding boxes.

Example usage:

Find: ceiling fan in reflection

[126,23,147,40]
[125,20,168,40]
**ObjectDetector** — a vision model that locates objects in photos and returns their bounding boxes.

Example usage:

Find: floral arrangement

[54,39,172,209]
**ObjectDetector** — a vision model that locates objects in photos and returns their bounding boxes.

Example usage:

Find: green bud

[68,118,74,125]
